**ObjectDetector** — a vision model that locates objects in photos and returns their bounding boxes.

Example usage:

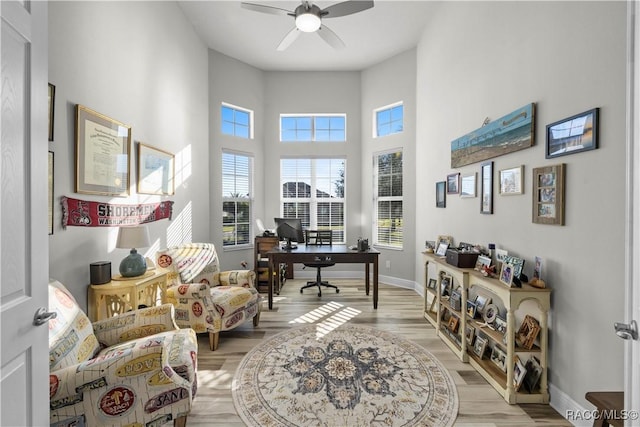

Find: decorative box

[445,249,479,268]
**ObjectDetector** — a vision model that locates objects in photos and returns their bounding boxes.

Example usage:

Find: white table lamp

[116,225,151,277]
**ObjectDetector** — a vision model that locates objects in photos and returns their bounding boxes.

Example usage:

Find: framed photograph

[499,165,523,195]
[450,289,462,311]
[516,315,541,350]
[483,303,498,324]
[137,142,175,195]
[435,241,449,257]
[446,173,460,194]
[48,151,54,235]
[490,346,507,372]
[436,181,446,208]
[473,336,488,358]
[502,255,524,278]
[48,83,55,141]
[514,356,527,390]
[546,108,599,159]
[440,273,452,296]
[474,293,491,314]
[459,173,476,198]
[495,316,507,335]
[532,163,565,225]
[436,235,453,249]
[466,300,477,319]
[447,315,459,333]
[480,161,493,214]
[465,324,476,346]
[475,255,492,271]
[75,105,131,197]
[427,278,438,290]
[524,356,543,393]
[500,263,514,287]
[533,256,543,281]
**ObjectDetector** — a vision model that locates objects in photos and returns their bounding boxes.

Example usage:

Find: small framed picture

[435,241,449,257]
[474,293,491,314]
[495,316,507,335]
[546,108,599,159]
[499,165,524,195]
[483,303,498,324]
[460,173,477,198]
[440,274,452,296]
[436,181,446,208]
[447,173,460,194]
[502,255,525,279]
[490,346,507,372]
[500,263,515,287]
[524,356,543,393]
[427,278,438,290]
[475,255,492,271]
[473,336,488,358]
[532,163,565,225]
[517,315,541,350]
[447,315,459,333]
[480,161,493,214]
[450,289,462,311]
[514,356,527,390]
[466,300,477,319]
[436,235,453,250]
[465,324,476,346]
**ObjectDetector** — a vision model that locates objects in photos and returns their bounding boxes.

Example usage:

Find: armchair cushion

[157,243,219,286]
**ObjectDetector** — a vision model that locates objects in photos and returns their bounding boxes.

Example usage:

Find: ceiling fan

[240,1,374,51]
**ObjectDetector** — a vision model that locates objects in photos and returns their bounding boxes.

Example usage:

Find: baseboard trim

[549,382,590,426]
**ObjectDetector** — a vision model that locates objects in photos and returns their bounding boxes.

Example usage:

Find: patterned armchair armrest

[217,270,256,289]
[50,329,198,426]
[92,304,179,348]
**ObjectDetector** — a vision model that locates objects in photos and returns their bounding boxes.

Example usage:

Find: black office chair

[300,230,339,297]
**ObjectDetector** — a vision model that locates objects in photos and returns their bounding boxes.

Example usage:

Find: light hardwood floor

[188,279,572,426]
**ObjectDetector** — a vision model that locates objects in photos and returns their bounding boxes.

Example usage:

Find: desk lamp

[116,225,151,277]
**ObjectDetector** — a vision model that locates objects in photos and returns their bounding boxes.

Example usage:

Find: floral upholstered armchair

[48,279,198,427]
[155,243,261,351]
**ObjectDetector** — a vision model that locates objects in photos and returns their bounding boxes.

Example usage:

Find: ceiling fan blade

[321,0,374,19]
[277,27,300,51]
[241,2,293,16]
[317,24,345,49]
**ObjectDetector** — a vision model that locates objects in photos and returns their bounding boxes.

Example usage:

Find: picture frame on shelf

[436,235,453,250]
[524,356,543,393]
[483,303,498,324]
[514,356,527,391]
[474,293,491,314]
[450,289,462,311]
[473,336,488,358]
[75,104,131,197]
[436,181,446,208]
[137,142,175,196]
[516,315,541,350]
[480,161,493,214]
[502,255,525,278]
[435,242,449,257]
[475,255,492,271]
[533,256,543,281]
[499,165,524,195]
[447,315,459,333]
[495,315,507,335]
[546,108,599,159]
[500,263,515,287]
[460,173,477,198]
[465,324,476,346]
[440,273,452,296]
[532,163,565,225]
[490,346,507,372]
[466,300,477,319]
[447,173,460,194]
[427,278,438,290]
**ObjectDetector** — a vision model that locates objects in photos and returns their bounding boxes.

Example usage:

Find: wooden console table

[87,270,168,321]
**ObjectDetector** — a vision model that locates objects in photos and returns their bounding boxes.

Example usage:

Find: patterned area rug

[232,324,459,427]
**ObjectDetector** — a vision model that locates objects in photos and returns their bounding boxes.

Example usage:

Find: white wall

[48,1,209,310]
[361,49,418,282]
[415,1,627,410]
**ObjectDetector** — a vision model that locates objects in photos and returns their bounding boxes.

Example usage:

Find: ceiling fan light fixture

[295,12,321,32]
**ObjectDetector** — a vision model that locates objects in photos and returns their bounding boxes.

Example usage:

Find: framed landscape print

[499,165,523,195]
[480,161,493,214]
[436,181,446,208]
[137,142,175,195]
[75,105,131,197]
[446,173,460,194]
[532,163,565,225]
[546,108,599,159]
[460,173,476,198]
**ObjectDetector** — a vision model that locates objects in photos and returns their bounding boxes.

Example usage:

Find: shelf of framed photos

[423,252,550,404]
[438,300,466,358]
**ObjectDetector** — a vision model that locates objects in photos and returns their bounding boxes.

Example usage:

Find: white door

[0,1,50,426]
[623,1,640,423]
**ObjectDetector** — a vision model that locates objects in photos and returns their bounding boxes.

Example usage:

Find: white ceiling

[178,1,437,71]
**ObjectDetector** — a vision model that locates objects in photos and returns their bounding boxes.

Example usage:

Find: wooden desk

[87,270,168,321]
[585,391,624,427]
[267,245,379,310]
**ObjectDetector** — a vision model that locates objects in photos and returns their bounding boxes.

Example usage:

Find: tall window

[280,114,346,142]
[280,158,345,243]
[373,150,403,248]
[222,151,253,247]
[221,103,253,139]
[374,102,403,137]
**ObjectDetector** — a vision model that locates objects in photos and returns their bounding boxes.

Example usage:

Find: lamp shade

[116,226,151,277]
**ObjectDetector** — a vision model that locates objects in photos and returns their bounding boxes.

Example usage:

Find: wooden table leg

[365,262,370,295]
[373,257,378,309]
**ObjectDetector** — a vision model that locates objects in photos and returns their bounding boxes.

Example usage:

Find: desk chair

[301,230,339,297]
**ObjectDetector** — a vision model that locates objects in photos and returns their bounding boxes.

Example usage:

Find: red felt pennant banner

[61,196,173,228]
